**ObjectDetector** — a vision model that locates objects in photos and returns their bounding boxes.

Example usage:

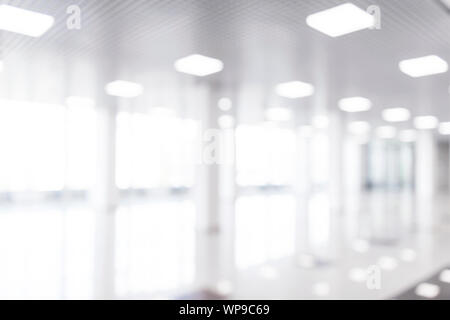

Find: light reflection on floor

[235,194,295,269]
[0,192,449,299]
[115,200,196,298]
[0,205,94,299]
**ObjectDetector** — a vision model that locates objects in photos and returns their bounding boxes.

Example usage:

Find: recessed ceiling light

[174,54,223,77]
[399,130,417,142]
[265,107,291,122]
[399,55,448,78]
[415,283,440,299]
[218,98,233,111]
[105,80,143,98]
[440,269,450,284]
[275,81,315,99]
[377,256,398,271]
[414,116,438,130]
[382,108,411,122]
[0,5,54,37]
[439,122,450,135]
[348,121,371,135]
[376,126,396,139]
[339,97,372,113]
[66,96,95,108]
[306,3,374,37]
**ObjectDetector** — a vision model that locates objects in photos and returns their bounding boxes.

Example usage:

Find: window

[116,111,199,190]
[236,124,296,187]
[0,99,97,195]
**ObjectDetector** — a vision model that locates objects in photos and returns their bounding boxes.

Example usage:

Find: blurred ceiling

[1,0,450,124]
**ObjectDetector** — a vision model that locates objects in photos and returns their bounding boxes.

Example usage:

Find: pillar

[92,65,118,299]
[415,130,436,231]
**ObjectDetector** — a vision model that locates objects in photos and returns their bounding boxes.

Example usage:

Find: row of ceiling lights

[101,3,449,143]
[265,3,450,142]
[1,3,449,142]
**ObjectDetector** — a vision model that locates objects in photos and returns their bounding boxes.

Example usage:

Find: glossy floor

[0,192,449,300]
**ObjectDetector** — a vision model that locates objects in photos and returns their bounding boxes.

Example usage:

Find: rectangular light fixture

[439,122,450,135]
[105,80,144,98]
[414,116,438,130]
[66,96,95,108]
[306,3,374,37]
[382,107,411,122]
[338,97,372,113]
[440,269,450,284]
[415,283,440,299]
[399,55,448,78]
[0,5,54,37]
[376,126,396,139]
[348,121,370,135]
[275,81,315,99]
[174,54,223,77]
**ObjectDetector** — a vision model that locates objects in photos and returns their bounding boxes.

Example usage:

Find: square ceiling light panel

[414,116,439,130]
[439,122,450,135]
[399,55,448,78]
[382,108,411,122]
[105,81,144,98]
[338,97,372,113]
[415,283,440,299]
[0,5,54,37]
[306,3,374,37]
[174,54,224,77]
[275,81,315,99]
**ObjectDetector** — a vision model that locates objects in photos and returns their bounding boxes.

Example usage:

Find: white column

[294,126,312,260]
[193,82,237,294]
[217,93,237,289]
[415,131,436,197]
[343,136,363,240]
[92,78,118,299]
[194,82,220,233]
[329,110,343,213]
[415,130,436,231]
